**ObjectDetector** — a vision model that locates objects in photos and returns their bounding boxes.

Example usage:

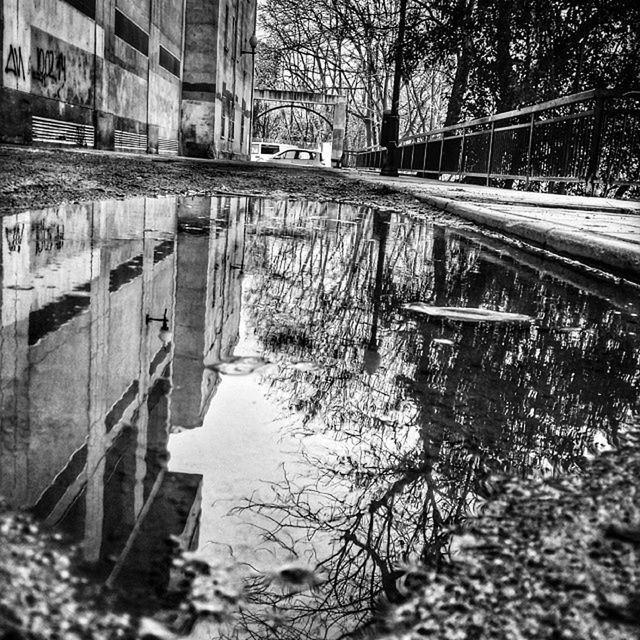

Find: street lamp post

[380,0,408,177]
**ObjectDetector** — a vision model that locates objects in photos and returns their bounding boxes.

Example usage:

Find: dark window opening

[115,9,149,56]
[153,238,175,263]
[28,285,91,345]
[229,97,235,140]
[224,5,229,52]
[61,0,96,20]
[232,16,237,59]
[109,253,144,292]
[221,82,227,138]
[159,46,181,77]
[105,381,140,433]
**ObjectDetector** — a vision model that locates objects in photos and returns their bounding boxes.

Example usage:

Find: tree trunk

[444,38,472,126]
[444,0,476,126]
[494,0,516,111]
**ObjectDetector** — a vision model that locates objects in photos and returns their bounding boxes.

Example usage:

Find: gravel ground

[0,145,425,215]
[1,145,640,640]
[378,444,640,640]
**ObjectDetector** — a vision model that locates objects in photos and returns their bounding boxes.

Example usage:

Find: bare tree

[256,0,450,147]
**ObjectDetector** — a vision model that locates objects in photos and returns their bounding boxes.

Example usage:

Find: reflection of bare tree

[222,198,640,637]
[224,445,455,639]
[245,199,640,465]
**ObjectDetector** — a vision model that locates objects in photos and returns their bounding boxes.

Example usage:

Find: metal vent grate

[158,138,179,155]
[114,129,147,153]
[32,116,95,147]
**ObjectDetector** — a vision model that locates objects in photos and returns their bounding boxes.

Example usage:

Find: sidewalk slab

[350,171,640,279]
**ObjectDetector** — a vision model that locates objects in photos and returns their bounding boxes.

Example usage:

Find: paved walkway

[349,170,640,280]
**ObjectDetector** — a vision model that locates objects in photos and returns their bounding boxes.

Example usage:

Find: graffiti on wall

[29,27,93,107]
[3,222,65,254]
[32,48,67,84]
[5,224,25,252]
[33,221,65,254]
[4,45,26,80]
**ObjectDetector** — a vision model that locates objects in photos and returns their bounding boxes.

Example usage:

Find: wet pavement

[1,194,640,637]
[350,171,640,279]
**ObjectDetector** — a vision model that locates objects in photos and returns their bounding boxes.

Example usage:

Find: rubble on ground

[375,445,640,640]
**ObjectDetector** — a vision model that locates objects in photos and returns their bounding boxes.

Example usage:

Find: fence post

[422,135,429,175]
[459,127,466,177]
[486,121,495,186]
[525,112,535,185]
[586,93,606,194]
[437,135,445,176]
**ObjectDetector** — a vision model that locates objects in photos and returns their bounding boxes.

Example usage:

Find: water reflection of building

[0,195,245,596]
[172,196,245,430]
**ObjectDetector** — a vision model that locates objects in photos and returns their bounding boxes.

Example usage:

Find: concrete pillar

[0,212,31,506]
[180,0,219,157]
[83,210,110,562]
[95,0,116,150]
[171,197,213,429]
[331,100,347,168]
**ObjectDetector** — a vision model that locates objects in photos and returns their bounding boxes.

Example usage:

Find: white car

[250,142,295,162]
[270,148,324,166]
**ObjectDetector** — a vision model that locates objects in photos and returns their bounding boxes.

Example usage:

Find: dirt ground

[1,145,639,640]
[0,145,428,215]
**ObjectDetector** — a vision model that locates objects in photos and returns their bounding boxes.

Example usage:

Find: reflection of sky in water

[169,374,287,565]
[168,310,333,574]
[1,195,640,638]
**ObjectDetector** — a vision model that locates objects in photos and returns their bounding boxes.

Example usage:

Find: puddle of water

[1,195,640,635]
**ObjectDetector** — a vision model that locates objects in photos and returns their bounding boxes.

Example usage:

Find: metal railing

[349,89,640,191]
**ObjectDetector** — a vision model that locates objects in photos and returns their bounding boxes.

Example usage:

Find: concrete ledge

[346,167,640,280]
[414,192,640,277]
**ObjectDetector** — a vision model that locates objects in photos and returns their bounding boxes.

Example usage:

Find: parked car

[250,142,295,162]
[269,148,324,166]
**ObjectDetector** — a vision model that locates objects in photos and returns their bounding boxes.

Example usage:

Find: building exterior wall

[0,0,255,156]
[181,0,256,158]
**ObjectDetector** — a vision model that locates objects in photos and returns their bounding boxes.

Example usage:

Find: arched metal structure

[254,104,333,128]
[253,89,347,167]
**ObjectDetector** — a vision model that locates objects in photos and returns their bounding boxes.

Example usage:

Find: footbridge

[253,89,347,167]
[351,89,640,194]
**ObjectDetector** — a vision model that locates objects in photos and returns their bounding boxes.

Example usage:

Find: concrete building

[0,0,257,157]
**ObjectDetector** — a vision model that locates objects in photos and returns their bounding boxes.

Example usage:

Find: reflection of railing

[348,89,640,192]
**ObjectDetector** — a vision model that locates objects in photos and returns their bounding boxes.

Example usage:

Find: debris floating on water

[432,338,455,346]
[402,303,533,323]
[265,563,326,592]
[205,355,271,376]
[289,361,324,372]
